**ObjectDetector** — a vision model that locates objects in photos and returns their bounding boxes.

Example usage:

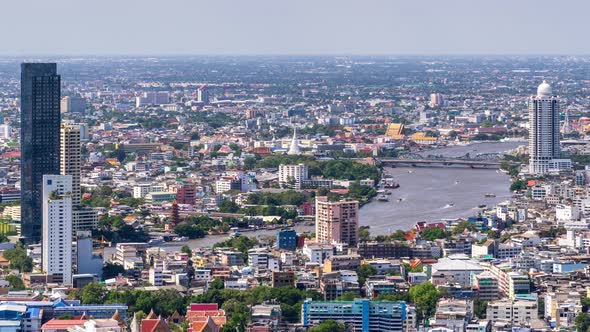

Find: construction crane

[93,235,111,258]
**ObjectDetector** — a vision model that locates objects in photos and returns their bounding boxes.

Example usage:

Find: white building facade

[42,175,73,285]
[278,163,308,189]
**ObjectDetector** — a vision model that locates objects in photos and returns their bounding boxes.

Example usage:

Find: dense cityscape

[0,54,587,332]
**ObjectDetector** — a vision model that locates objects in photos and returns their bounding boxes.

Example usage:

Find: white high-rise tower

[529,81,560,174]
[42,174,73,285]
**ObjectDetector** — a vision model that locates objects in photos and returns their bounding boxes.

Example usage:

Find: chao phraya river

[104,141,524,259]
[359,141,525,235]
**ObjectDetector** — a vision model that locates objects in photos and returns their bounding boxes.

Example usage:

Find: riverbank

[103,224,315,261]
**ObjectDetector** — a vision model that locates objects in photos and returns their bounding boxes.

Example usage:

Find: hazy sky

[2,0,589,55]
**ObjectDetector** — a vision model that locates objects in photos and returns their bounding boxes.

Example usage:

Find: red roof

[3,152,20,158]
[41,319,87,330]
[189,304,219,311]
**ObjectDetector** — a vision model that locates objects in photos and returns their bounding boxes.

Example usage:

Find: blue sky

[2,0,588,55]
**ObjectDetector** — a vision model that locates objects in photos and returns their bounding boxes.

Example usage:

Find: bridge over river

[378,152,505,168]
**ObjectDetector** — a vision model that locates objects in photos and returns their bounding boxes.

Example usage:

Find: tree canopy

[2,247,33,272]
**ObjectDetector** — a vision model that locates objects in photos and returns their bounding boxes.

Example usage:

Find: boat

[173,236,189,242]
[449,203,455,207]
[381,177,400,189]
[148,237,164,245]
[478,204,487,208]
[484,193,496,198]
[377,195,390,202]
[228,227,241,239]
[397,198,403,202]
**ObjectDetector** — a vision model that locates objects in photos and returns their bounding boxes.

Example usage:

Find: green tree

[576,312,590,332]
[221,299,250,332]
[391,230,406,241]
[420,228,447,241]
[173,224,205,239]
[452,221,476,235]
[473,298,487,319]
[181,245,192,257]
[309,319,345,332]
[2,247,33,272]
[219,200,240,213]
[118,197,145,208]
[5,275,25,290]
[408,282,441,320]
[81,283,107,304]
[336,292,360,301]
[359,227,371,242]
[243,157,257,170]
[57,314,74,320]
[102,262,126,280]
[213,236,260,259]
[209,279,225,290]
[510,179,527,192]
[153,289,184,316]
[357,264,377,286]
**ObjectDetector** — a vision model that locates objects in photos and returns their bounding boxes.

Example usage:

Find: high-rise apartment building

[429,93,444,107]
[315,196,359,246]
[60,123,81,206]
[0,124,11,140]
[135,91,170,107]
[60,122,98,232]
[529,81,560,174]
[301,299,406,332]
[21,63,61,243]
[60,95,86,113]
[278,163,308,189]
[197,84,209,104]
[42,175,73,285]
[175,184,196,205]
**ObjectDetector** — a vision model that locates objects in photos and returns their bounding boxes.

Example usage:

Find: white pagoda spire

[288,127,301,155]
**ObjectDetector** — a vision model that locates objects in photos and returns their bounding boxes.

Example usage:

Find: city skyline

[2,0,590,56]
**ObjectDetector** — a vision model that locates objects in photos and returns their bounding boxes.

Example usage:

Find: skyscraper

[42,174,73,285]
[60,123,81,206]
[529,81,560,174]
[21,63,61,243]
[315,196,359,246]
[197,84,209,104]
[61,122,99,232]
[429,93,444,108]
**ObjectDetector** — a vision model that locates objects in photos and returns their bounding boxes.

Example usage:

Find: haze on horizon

[3,0,590,56]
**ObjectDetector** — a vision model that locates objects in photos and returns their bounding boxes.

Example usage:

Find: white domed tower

[529,81,560,174]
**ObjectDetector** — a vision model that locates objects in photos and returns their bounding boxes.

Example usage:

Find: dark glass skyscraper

[20,63,61,243]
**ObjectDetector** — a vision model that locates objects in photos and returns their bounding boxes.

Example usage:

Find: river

[103,224,315,260]
[104,141,524,258]
[359,141,525,235]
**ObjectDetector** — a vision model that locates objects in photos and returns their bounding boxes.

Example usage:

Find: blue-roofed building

[23,307,42,332]
[0,299,129,324]
[301,298,406,332]
[553,262,588,274]
[467,216,490,231]
[53,302,128,321]
[0,303,26,332]
[276,229,297,251]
